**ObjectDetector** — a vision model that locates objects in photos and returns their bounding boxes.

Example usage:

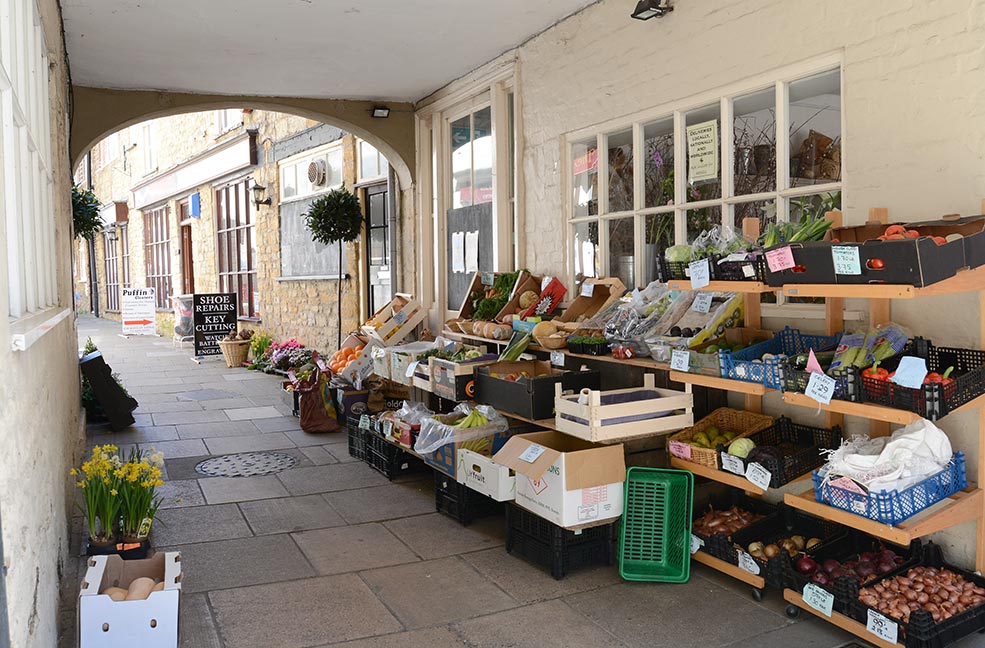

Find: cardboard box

[430,354,498,401]
[457,449,515,501]
[494,272,542,323]
[493,431,626,528]
[474,360,602,421]
[556,277,626,326]
[511,317,542,334]
[362,294,428,347]
[425,420,539,479]
[338,333,379,384]
[79,552,181,648]
[335,388,368,422]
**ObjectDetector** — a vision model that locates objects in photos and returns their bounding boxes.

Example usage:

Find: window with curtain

[216,179,258,318]
[143,205,171,309]
[104,231,120,312]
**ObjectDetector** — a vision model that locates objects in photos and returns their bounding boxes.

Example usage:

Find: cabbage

[728,438,756,459]
[664,245,693,263]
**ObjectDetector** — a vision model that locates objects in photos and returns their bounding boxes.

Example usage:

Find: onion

[812,572,829,586]
[877,561,895,574]
[822,559,840,574]
[857,563,876,578]
[796,556,819,575]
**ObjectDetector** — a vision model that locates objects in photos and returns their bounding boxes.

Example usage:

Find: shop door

[180,224,195,295]
[365,183,392,313]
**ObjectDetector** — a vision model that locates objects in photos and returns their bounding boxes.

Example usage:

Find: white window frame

[98,130,120,169]
[277,140,345,204]
[142,122,157,175]
[563,54,845,292]
[216,108,242,135]
[356,139,388,183]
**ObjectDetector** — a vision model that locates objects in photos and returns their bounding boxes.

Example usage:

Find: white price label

[745,462,772,490]
[737,550,761,575]
[690,534,704,555]
[670,349,691,372]
[832,245,862,275]
[383,420,394,437]
[803,583,834,618]
[891,356,928,389]
[689,259,711,289]
[393,309,408,325]
[580,281,595,297]
[805,371,837,404]
[405,360,420,378]
[359,414,371,430]
[541,276,553,291]
[691,293,713,314]
[550,350,565,367]
[866,609,898,644]
[519,444,547,463]
[720,453,745,475]
[481,272,495,286]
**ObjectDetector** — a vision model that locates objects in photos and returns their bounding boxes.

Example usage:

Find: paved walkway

[60,315,872,648]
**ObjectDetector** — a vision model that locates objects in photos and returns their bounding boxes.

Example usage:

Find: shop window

[450,107,493,209]
[733,88,776,195]
[143,205,171,309]
[216,109,242,134]
[607,129,634,213]
[789,70,841,188]
[104,231,121,312]
[358,140,388,182]
[606,216,635,289]
[572,137,599,218]
[572,220,599,283]
[279,142,344,202]
[643,118,674,209]
[216,180,258,319]
[120,225,131,288]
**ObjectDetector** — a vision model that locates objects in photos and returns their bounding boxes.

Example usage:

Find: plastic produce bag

[414,403,508,455]
[394,400,434,425]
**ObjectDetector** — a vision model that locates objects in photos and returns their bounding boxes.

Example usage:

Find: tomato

[867,258,886,270]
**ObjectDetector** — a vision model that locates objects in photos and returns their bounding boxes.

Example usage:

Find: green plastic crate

[618,467,693,583]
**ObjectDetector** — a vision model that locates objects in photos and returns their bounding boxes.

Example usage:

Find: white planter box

[457,449,515,501]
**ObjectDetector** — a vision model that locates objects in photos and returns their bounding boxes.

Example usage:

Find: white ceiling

[61,0,597,102]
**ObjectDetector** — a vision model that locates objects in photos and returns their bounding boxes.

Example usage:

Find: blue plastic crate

[812,453,967,526]
[719,327,840,390]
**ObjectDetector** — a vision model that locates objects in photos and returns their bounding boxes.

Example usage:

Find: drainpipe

[387,166,400,293]
[86,153,99,318]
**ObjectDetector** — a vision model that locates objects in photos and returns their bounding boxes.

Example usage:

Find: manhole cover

[195,452,298,477]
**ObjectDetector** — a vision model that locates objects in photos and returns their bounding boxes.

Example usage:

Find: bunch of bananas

[451,409,489,429]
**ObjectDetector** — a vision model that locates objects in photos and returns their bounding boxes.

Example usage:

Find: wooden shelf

[781,391,920,425]
[782,264,985,300]
[669,371,770,395]
[670,457,765,495]
[666,280,776,293]
[784,487,984,546]
[692,549,766,589]
[783,589,901,648]
[499,411,556,430]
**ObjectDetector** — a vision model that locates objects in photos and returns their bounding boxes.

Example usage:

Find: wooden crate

[411,358,433,392]
[362,294,428,347]
[492,271,543,323]
[553,374,694,443]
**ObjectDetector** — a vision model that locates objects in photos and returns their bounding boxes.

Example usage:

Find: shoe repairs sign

[121,288,157,336]
[193,293,238,356]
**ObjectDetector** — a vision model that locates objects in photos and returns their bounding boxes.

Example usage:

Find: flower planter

[84,536,151,561]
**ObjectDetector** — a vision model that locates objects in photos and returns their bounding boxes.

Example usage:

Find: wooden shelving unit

[665,279,775,293]
[782,590,902,648]
[670,456,767,495]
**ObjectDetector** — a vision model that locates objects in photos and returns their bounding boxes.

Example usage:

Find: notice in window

[686,120,719,183]
[451,231,466,273]
[465,231,479,272]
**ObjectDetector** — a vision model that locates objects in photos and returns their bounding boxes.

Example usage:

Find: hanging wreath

[303,187,363,244]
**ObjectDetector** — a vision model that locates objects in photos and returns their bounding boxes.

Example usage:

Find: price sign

[359,414,371,430]
[314,356,328,372]
[765,246,795,272]
[668,440,692,460]
[745,462,772,490]
[690,534,704,555]
[742,264,756,278]
[866,609,898,644]
[692,293,713,314]
[481,272,495,286]
[689,259,711,289]
[670,349,690,372]
[737,550,761,575]
[519,443,547,463]
[393,309,408,325]
[803,583,834,617]
[891,356,928,388]
[383,420,394,437]
[720,453,745,475]
[405,360,419,378]
[550,350,565,367]
[805,371,837,404]
[832,246,862,275]
[580,281,595,297]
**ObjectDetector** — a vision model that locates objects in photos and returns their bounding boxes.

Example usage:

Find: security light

[631,0,673,20]
[371,106,390,118]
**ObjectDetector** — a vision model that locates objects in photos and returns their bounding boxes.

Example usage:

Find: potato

[101,586,128,602]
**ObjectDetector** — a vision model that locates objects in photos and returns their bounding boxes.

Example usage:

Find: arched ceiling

[61,0,597,102]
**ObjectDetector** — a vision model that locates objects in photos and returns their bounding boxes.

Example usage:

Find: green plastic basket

[618,467,693,583]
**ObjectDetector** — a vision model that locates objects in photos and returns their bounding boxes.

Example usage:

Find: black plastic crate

[716,416,843,488]
[347,416,367,461]
[505,503,616,580]
[691,491,781,566]
[714,255,768,282]
[363,430,426,481]
[782,361,858,402]
[731,507,848,589]
[433,472,503,526]
[860,337,985,420]
[845,542,985,648]
[657,257,692,282]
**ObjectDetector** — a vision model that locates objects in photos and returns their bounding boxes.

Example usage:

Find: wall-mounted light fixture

[251,183,271,207]
[631,0,673,20]
[105,226,118,243]
[371,106,390,119]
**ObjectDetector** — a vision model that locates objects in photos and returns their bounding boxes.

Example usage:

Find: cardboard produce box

[430,353,498,401]
[493,431,626,528]
[79,552,181,648]
[425,419,538,479]
[335,388,368,422]
[457,448,516,501]
[556,277,626,330]
[474,360,601,421]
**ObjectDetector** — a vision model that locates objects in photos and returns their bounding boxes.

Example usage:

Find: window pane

[369,192,386,227]
[643,213,675,285]
[686,205,722,243]
[450,115,472,208]
[572,220,599,282]
[282,165,296,198]
[606,217,635,289]
[359,141,379,179]
[789,69,841,187]
[643,118,674,208]
[238,229,248,271]
[606,129,633,213]
[733,200,776,239]
[685,104,721,201]
[370,228,386,265]
[472,107,493,205]
[733,88,776,195]
[327,147,344,189]
[572,138,598,218]
[790,191,842,225]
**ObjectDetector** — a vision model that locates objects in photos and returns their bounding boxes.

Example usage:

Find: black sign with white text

[193,293,238,356]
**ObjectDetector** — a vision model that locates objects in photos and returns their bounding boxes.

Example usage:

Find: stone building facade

[74,109,396,352]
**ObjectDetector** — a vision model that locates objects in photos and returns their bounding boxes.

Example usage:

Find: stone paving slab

[324,441,360,463]
[253,416,303,433]
[322,480,435,525]
[134,400,205,414]
[209,574,403,648]
[152,503,253,545]
[239,494,347,535]
[89,424,180,444]
[299,445,338,465]
[176,420,261,439]
[224,405,282,421]
[293,522,420,575]
[281,426,343,447]
[198,474,291,504]
[453,599,629,647]
[152,410,230,426]
[199,397,257,411]
[156,478,206,509]
[203,432,296,455]
[178,388,241,401]
[384,513,504,560]
[277,462,390,495]
[319,627,467,648]
[177,593,223,648]
[117,438,209,459]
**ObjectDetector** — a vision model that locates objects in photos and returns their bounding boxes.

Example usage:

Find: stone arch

[70,86,415,189]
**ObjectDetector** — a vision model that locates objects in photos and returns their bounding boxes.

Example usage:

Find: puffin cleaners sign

[193,293,237,356]
[121,288,157,335]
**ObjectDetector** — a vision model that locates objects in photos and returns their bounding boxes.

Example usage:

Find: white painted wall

[432,0,985,567]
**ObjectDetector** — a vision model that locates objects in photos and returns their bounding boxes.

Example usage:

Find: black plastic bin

[363,430,426,481]
[505,503,616,580]
[691,491,781,566]
[433,472,503,526]
[347,416,367,461]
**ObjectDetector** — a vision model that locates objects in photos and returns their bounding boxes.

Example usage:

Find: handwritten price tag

[765,246,795,272]
[519,444,547,463]
[720,453,745,475]
[668,440,692,460]
[891,356,928,389]
[805,371,837,405]
[803,583,834,617]
[481,272,495,286]
[737,550,761,575]
[393,309,408,325]
[745,462,772,490]
[550,350,565,367]
[832,246,862,275]
[670,349,690,372]
[359,414,371,430]
[689,259,711,289]
[866,609,898,644]
[405,360,420,378]
[692,293,713,314]
[690,534,704,555]
[580,281,595,297]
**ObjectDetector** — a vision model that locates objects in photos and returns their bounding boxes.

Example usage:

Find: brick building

[74,110,397,352]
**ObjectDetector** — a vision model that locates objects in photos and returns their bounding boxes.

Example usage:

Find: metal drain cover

[195,452,298,477]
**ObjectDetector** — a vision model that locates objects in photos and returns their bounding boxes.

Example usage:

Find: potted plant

[72,185,102,241]
[567,335,586,354]
[303,187,364,349]
[72,444,122,552]
[583,336,610,356]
